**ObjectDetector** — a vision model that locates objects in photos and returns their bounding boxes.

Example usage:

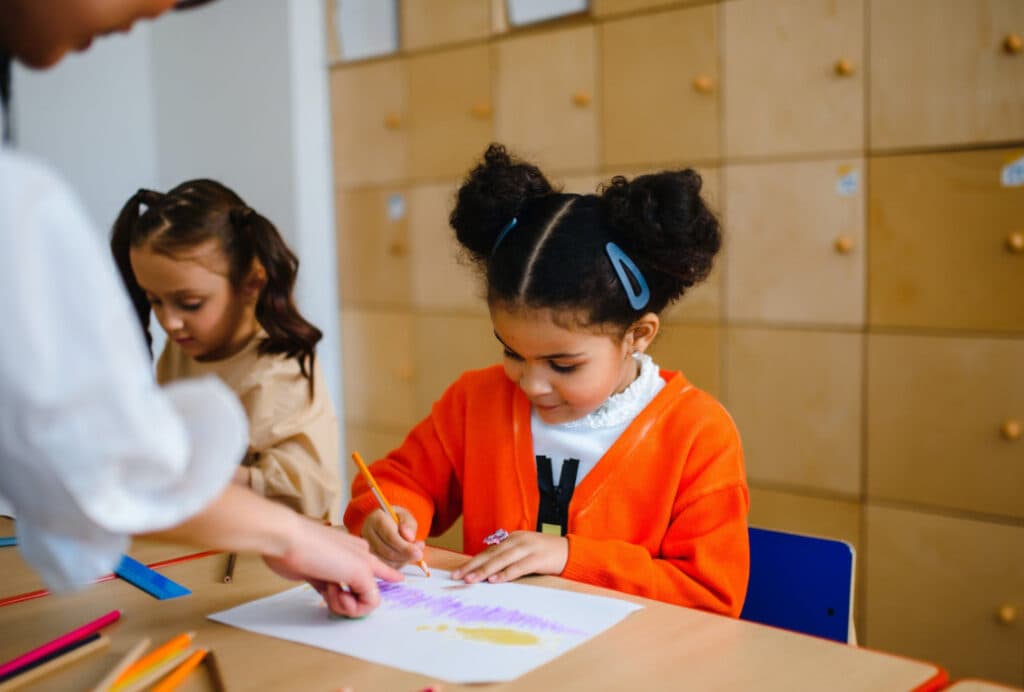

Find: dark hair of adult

[449,143,722,333]
[110,178,321,394]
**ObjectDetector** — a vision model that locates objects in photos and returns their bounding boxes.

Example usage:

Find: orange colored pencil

[111,632,193,688]
[351,451,430,577]
[150,649,207,692]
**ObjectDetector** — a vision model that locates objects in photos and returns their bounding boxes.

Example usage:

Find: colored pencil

[223,553,237,584]
[0,550,218,609]
[0,634,109,691]
[150,648,207,692]
[0,537,15,547]
[111,632,194,688]
[351,451,430,577]
[203,650,227,692]
[88,636,151,692]
[114,648,192,692]
[0,609,120,678]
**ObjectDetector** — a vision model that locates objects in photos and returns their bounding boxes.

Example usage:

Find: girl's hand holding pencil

[361,506,427,571]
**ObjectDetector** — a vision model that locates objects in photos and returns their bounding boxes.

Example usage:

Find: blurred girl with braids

[111,179,341,523]
[345,145,749,615]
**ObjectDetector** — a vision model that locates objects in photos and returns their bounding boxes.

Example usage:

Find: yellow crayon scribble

[454,627,539,646]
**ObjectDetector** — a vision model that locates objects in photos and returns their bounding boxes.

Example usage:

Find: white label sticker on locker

[836,168,859,197]
[1001,155,1024,187]
[387,193,406,221]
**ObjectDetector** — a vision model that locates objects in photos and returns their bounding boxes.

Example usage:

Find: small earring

[631,350,641,359]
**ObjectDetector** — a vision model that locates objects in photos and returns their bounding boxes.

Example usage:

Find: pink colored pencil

[0,609,120,678]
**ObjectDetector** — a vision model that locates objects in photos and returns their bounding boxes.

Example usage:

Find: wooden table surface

[0,520,947,692]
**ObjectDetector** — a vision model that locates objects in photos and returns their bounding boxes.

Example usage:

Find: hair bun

[450,143,555,260]
[600,169,721,294]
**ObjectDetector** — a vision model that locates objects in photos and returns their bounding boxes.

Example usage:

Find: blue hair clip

[491,217,518,254]
[605,242,650,311]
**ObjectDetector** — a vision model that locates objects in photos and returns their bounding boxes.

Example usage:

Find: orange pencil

[150,649,207,692]
[111,632,193,688]
[351,451,430,577]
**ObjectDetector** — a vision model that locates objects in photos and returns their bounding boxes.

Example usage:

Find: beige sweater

[157,332,341,523]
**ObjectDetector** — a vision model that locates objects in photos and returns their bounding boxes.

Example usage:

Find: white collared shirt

[0,146,247,591]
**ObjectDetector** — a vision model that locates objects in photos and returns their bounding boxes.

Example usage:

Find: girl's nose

[518,366,551,397]
[160,311,184,332]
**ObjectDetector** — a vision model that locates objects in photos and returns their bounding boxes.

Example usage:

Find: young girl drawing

[344,145,749,614]
[111,179,341,523]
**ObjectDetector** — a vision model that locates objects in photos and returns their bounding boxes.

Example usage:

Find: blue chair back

[740,526,854,643]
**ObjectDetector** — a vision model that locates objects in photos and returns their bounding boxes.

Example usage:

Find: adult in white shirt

[0,0,401,616]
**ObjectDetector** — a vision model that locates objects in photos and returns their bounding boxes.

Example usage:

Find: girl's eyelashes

[502,348,523,361]
[180,301,203,312]
[550,362,579,374]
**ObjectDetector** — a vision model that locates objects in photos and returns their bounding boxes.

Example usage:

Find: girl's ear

[626,313,660,353]
[242,258,267,302]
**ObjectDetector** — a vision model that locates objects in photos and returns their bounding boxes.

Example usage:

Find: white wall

[11,0,344,471]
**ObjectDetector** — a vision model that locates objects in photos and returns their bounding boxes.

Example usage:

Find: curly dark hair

[449,143,721,330]
[110,179,322,395]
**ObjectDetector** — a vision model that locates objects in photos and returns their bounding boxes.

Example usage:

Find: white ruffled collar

[545,352,663,430]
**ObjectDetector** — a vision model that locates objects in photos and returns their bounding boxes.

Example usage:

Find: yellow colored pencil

[150,649,207,692]
[111,632,193,689]
[351,451,430,577]
[114,648,192,692]
[89,636,150,692]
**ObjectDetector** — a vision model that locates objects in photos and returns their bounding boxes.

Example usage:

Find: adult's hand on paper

[451,531,568,584]
[361,506,425,570]
[264,518,403,617]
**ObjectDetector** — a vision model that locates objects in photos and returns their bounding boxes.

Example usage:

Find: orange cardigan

[344,365,750,616]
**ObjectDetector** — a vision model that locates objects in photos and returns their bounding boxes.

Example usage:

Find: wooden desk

[0,546,947,692]
[944,681,1024,691]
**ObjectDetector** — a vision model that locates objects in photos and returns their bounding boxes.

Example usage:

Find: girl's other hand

[451,531,568,584]
[361,506,425,569]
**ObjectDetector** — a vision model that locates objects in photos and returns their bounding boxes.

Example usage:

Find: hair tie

[605,242,650,310]
[491,217,518,255]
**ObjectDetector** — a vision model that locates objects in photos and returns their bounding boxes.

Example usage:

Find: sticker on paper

[1001,154,1024,188]
[387,193,406,221]
[836,165,859,197]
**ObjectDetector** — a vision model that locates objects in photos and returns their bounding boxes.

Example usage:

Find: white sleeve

[0,152,248,592]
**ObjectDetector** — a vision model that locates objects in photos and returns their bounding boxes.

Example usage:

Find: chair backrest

[740,526,855,644]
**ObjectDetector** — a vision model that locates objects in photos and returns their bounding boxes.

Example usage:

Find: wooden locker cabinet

[407,182,486,314]
[601,5,720,168]
[412,313,498,418]
[724,158,866,326]
[591,0,703,18]
[868,148,1024,333]
[341,308,418,429]
[867,333,1024,520]
[723,0,865,158]
[494,25,599,174]
[330,59,408,187]
[647,324,722,398]
[400,0,492,52]
[408,44,494,181]
[336,187,412,309]
[865,505,1024,686]
[869,0,1024,151]
[724,327,863,497]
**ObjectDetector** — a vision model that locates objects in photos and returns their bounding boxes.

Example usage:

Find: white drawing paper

[208,568,642,683]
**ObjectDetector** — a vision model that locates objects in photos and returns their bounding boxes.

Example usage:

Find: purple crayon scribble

[378,582,585,636]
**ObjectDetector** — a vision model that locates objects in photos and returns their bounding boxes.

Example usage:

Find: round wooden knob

[394,364,415,381]
[387,240,408,258]
[995,604,1018,625]
[1007,231,1024,253]
[383,113,402,130]
[834,235,855,254]
[1003,33,1022,54]
[1001,419,1022,441]
[834,58,856,77]
[692,76,715,94]
[572,90,592,107]
[470,102,493,119]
